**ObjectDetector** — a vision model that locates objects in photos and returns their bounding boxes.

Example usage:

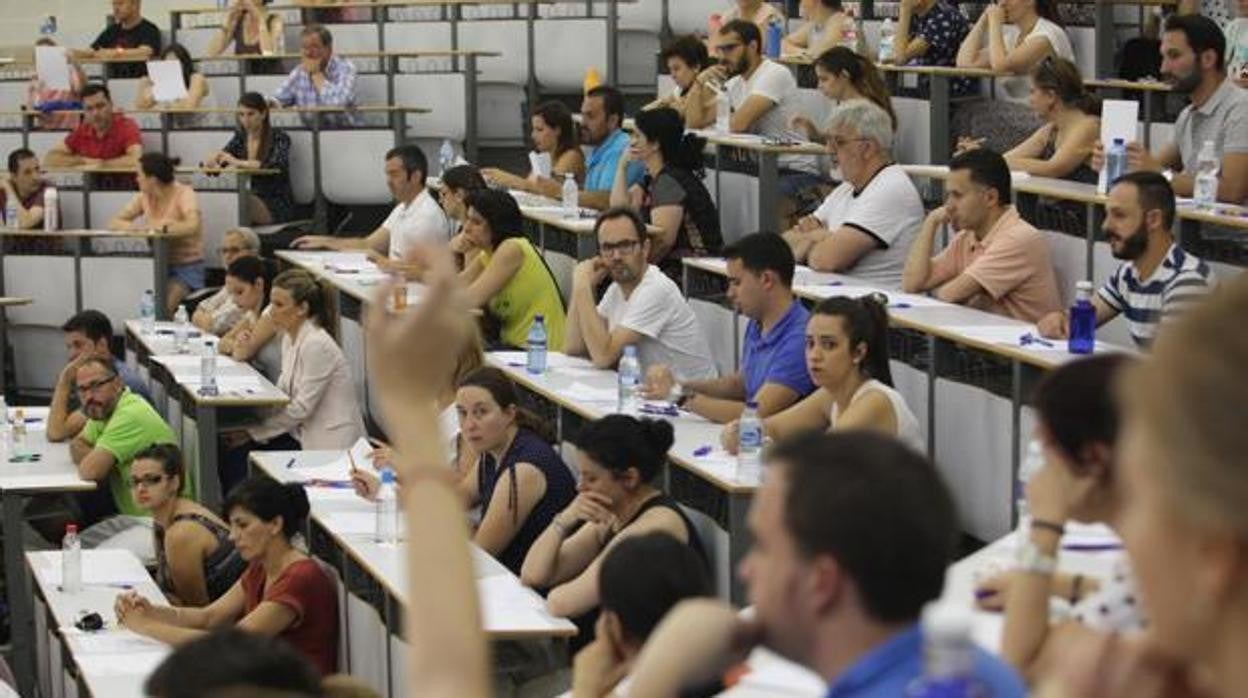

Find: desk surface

[204,50,502,61]
[173,0,574,14]
[696,130,827,157]
[125,320,289,407]
[250,449,578,639]
[0,407,95,495]
[0,296,31,308]
[0,227,195,240]
[275,249,426,304]
[27,549,170,698]
[38,165,278,176]
[683,257,1131,370]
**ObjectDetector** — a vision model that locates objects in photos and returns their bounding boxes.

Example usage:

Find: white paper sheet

[1096,100,1140,194]
[285,438,373,483]
[35,46,71,92]
[146,59,189,103]
[528,151,552,178]
[63,628,168,655]
[318,510,405,538]
[491,351,597,371]
[792,284,945,308]
[476,575,562,631]
[563,381,619,404]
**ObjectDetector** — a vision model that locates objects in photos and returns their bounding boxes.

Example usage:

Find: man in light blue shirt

[626,431,1026,698]
[579,85,645,209]
[643,232,814,423]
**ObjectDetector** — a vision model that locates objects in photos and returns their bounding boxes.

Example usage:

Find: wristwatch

[1015,540,1057,576]
[673,386,693,409]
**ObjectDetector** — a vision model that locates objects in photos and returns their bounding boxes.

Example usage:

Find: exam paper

[35,45,71,91]
[1096,100,1140,194]
[528,151,552,178]
[146,59,189,103]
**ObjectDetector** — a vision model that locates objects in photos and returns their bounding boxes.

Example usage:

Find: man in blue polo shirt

[625,432,1027,698]
[579,85,645,210]
[644,233,814,423]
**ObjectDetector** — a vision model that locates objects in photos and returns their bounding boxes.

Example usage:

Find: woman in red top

[115,476,339,675]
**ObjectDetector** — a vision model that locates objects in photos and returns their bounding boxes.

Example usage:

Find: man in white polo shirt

[293,144,449,263]
[564,207,717,381]
[783,99,923,289]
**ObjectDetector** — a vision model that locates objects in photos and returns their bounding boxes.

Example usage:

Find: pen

[283,457,295,469]
[889,303,911,309]
[347,449,360,474]
[693,445,713,457]
[1062,542,1123,552]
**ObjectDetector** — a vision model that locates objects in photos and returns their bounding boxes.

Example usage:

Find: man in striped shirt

[1038,172,1214,349]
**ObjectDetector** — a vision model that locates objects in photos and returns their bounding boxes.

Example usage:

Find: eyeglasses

[829,136,870,151]
[599,239,641,256]
[75,374,118,396]
[129,474,167,489]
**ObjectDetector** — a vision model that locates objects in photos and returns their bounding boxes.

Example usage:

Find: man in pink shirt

[901,149,1061,322]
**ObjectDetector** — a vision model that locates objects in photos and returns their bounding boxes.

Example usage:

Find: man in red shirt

[43,83,142,169]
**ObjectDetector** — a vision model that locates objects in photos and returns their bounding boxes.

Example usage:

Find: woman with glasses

[130,443,245,607]
[206,92,296,226]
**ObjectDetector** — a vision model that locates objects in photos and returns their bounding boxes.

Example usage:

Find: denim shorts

[169,261,206,290]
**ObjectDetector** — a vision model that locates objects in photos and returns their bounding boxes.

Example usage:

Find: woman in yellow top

[451,188,566,349]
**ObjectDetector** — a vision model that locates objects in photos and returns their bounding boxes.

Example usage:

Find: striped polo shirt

[1098,244,1215,349]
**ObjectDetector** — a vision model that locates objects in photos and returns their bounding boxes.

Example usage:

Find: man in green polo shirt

[70,357,180,522]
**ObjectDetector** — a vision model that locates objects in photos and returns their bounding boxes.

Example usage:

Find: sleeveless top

[1040,126,1098,185]
[481,237,567,350]
[478,429,577,574]
[829,379,924,454]
[641,166,723,283]
[154,511,247,602]
[230,16,284,74]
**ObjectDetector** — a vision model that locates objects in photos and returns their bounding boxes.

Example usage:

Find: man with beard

[48,310,152,443]
[580,85,646,210]
[1095,14,1248,205]
[1038,172,1214,349]
[70,357,176,526]
[564,207,716,381]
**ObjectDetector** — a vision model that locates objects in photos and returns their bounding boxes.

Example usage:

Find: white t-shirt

[597,265,718,381]
[811,164,923,289]
[725,60,820,174]
[995,18,1075,102]
[383,188,450,260]
[829,379,924,453]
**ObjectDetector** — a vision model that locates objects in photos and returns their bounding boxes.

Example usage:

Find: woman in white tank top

[722,295,924,454]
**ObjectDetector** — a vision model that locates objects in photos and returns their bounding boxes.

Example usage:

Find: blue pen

[1020,333,1055,348]
[693,445,713,457]
[889,303,911,309]
[821,280,843,286]
[283,457,296,469]
[1062,542,1123,552]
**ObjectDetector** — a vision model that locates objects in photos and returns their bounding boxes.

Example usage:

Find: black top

[155,512,247,602]
[1041,127,1098,185]
[478,429,577,575]
[641,166,722,283]
[92,19,162,80]
[223,128,297,222]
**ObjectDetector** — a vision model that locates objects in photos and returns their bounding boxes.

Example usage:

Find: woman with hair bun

[115,475,339,676]
[521,414,706,624]
[609,107,722,282]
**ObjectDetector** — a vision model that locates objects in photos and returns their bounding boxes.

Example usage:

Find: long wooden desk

[0,407,96,697]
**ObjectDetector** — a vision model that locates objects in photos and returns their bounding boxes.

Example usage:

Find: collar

[969,206,1021,251]
[851,163,891,198]
[395,187,429,214]
[589,129,629,164]
[1128,242,1182,281]
[1194,77,1239,117]
[756,299,806,344]
[825,625,922,697]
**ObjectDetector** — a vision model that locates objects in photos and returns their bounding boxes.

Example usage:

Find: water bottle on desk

[561,173,579,219]
[526,315,548,375]
[738,401,763,482]
[617,346,641,415]
[877,18,895,63]
[905,602,984,698]
[140,289,156,335]
[1194,139,1219,211]
[764,17,783,59]
[10,408,28,460]
[715,89,731,133]
[1068,280,1096,355]
[0,395,9,459]
[1105,138,1128,186]
[375,468,399,544]
[3,198,16,229]
[173,305,190,353]
[43,186,58,232]
[62,524,82,594]
[199,338,218,396]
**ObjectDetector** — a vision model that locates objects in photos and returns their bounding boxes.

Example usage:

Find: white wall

[0,1,187,48]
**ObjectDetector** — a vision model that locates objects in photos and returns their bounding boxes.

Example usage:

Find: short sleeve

[64,125,84,154]
[811,189,840,227]
[1097,267,1127,312]
[92,411,153,466]
[1221,100,1248,155]
[140,22,163,54]
[90,26,114,51]
[118,119,142,148]
[963,229,1042,299]
[82,418,103,446]
[223,131,246,158]
[843,175,920,247]
[265,564,315,623]
[266,131,292,171]
[929,230,971,286]
[749,64,793,105]
[614,274,675,339]
[380,204,403,234]
[651,172,687,207]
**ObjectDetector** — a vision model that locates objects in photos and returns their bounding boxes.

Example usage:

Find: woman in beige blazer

[221,268,365,493]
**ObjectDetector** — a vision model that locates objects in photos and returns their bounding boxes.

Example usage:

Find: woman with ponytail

[792,47,898,141]
[208,92,296,226]
[722,294,923,454]
[521,416,707,630]
[609,107,722,282]
[1001,56,1100,183]
[115,475,339,676]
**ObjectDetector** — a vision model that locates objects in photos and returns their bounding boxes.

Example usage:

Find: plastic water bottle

[1194,139,1219,210]
[10,407,28,460]
[561,173,579,219]
[173,305,190,353]
[140,290,156,335]
[62,524,82,594]
[1068,280,1096,355]
[374,468,399,543]
[715,88,731,133]
[0,395,9,459]
[905,602,984,697]
[526,315,548,375]
[439,139,456,175]
[39,15,57,40]
[1105,138,1128,187]
[765,17,783,59]
[199,338,218,396]
[3,198,16,229]
[617,345,641,415]
[1015,439,1045,539]
[878,18,896,63]
[43,186,58,232]
[737,401,763,481]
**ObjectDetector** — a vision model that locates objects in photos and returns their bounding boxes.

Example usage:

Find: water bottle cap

[1076,280,1094,291]
[745,400,758,409]
[921,601,972,638]
[534,314,544,322]
[1112,137,1124,145]
[380,468,397,485]
[623,345,637,356]
[65,523,78,534]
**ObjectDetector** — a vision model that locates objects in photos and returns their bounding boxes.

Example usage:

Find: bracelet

[1070,574,1083,604]
[1031,519,1065,537]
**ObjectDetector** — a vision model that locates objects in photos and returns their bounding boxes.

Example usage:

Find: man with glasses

[783,100,923,289]
[49,309,152,443]
[69,357,176,528]
[192,227,262,334]
[564,207,716,380]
